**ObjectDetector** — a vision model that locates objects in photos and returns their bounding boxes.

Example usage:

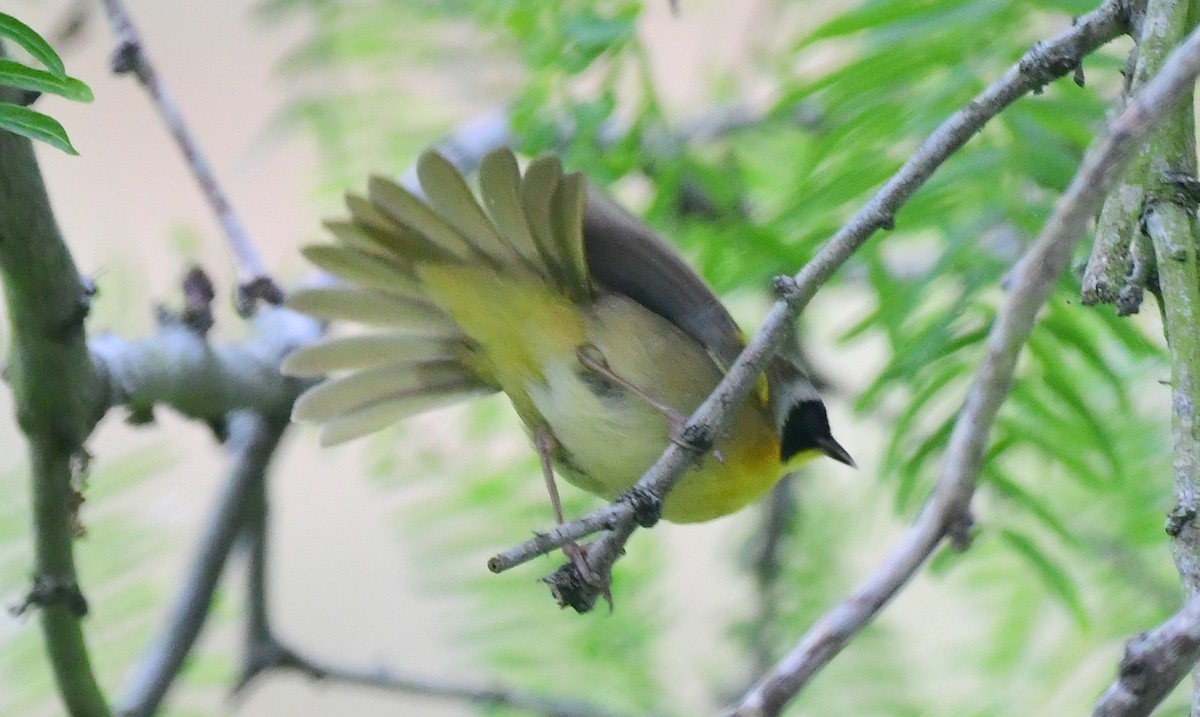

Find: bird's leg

[534,427,569,525]
[533,427,611,605]
[576,344,688,442]
[576,343,723,461]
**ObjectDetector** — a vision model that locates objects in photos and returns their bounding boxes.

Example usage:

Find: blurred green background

[0,0,1187,715]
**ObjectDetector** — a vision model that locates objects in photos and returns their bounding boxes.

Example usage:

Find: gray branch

[88,306,321,428]
[730,15,1200,717]
[116,412,290,717]
[1082,0,1195,312]
[1091,592,1200,717]
[89,282,318,715]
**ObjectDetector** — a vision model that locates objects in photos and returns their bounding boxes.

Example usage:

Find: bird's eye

[780,399,831,462]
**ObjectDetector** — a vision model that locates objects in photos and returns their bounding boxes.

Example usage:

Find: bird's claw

[545,541,613,613]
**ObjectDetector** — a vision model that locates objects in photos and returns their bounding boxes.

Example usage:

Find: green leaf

[896,414,956,510]
[0,58,93,102]
[1003,384,1109,488]
[0,13,66,75]
[1040,303,1133,410]
[999,528,1089,628]
[801,0,991,47]
[0,103,78,154]
[984,466,1083,549]
[1026,331,1122,475]
[562,9,635,50]
[882,358,967,473]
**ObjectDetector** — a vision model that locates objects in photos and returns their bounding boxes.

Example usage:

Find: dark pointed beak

[817,436,856,468]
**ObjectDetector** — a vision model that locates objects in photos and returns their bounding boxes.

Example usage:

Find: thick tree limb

[1,123,314,716]
[729,17,1200,717]
[488,0,1131,598]
[0,85,111,717]
[0,37,315,716]
[1083,0,1196,312]
[1147,199,1200,708]
[1091,592,1200,717]
[88,306,321,428]
[1115,2,1200,713]
[96,0,282,315]
[91,273,317,714]
[0,89,111,716]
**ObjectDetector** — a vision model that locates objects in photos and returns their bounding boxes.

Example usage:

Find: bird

[282,147,853,533]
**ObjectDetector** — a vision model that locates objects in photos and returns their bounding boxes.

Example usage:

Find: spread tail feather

[282,333,465,377]
[317,384,493,446]
[293,360,485,423]
[286,147,593,443]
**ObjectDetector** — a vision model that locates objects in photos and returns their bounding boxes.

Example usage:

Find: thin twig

[488,506,625,573]
[116,412,289,717]
[234,409,278,694]
[95,0,283,316]
[541,517,637,612]
[730,18,1200,717]
[232,482,636,717]
[1091,592,1200,717]
[487,0,1130,585]
[238,646,641,717]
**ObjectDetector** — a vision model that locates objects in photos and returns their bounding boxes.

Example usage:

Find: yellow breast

[419,266,787,523]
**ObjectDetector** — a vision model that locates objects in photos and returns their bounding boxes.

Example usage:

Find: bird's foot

[618,485,663,528]
[549,540,613,612]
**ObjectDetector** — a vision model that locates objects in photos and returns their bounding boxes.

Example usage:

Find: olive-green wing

[582,185,746,371]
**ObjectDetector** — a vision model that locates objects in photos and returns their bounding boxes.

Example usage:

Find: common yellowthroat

[282,148,852,525]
